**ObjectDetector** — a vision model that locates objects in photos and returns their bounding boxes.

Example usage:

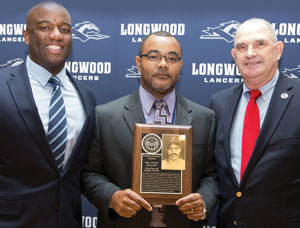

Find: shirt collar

[139,85,176,115]
[26,55,68,89]
[243,69,279,97]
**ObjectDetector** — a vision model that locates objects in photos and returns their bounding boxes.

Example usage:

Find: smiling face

[231,19,284,89]
[136,34,183,98]
[24,2,72,75]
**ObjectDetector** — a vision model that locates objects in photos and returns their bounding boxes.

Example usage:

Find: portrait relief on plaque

[161,134,186,171]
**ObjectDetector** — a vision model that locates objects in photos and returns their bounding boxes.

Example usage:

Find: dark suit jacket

[0,63,95,228]
[210,73,300,228]
[81,90,217,228]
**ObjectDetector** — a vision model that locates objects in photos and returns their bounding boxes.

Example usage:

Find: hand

[109,189,152,218]
[175,193,205,222]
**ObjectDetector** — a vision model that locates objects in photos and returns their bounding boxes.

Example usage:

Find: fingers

[176,193,202,208]
[110,189,152,218]
[176,193,205,222]
[132,193,152,212]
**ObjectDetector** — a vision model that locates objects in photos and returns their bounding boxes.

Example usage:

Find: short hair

[138,31,182,56]
[167,137,183,149]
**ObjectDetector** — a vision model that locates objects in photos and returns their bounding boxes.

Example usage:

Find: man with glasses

[82,31,217,228]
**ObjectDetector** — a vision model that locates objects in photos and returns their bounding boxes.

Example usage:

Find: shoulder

[287,75,300,89]
[178,95,214,117]
[95,93,133,113]
[0,66,14,75]
[211,84,240,101]
[0,64,25,79]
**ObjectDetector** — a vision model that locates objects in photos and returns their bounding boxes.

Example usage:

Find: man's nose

[157,56,169,68]
[246,45,256,58]
[49,27,63,40]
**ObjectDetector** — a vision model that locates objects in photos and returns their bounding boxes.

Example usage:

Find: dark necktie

[153,99,170,125]
[241,89,261,179]
[47,76,67,172]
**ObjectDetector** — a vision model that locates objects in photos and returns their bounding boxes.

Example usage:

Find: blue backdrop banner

[1,0,299,227]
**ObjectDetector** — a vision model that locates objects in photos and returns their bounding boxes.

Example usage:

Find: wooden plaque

[132,123,192,205]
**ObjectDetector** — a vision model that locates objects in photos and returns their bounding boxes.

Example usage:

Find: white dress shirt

[26,56,86,168]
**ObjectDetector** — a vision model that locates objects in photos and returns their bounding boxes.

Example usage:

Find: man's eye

[61,27,71,33]
[256,41,265,48]
[167,56,177,62]
[41,26,50,30]
[149,55,159,60]
[237,45,246,50]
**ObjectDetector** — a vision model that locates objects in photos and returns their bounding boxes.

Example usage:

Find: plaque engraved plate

[132,124,192,205]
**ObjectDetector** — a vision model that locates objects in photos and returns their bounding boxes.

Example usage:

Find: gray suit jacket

[81,90,217,228]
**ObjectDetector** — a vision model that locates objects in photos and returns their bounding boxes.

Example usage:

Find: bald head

[24,1,72,75]
[26,1,71,30]
[234,18,277,46]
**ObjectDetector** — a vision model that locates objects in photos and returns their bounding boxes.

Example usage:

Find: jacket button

[236,191,242,197]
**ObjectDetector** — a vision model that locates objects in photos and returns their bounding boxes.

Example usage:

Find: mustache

[152,71,172,78]
[170,153,179,157]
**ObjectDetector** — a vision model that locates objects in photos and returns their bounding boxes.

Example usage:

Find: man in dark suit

[0,2,95,227]
[210,18,300,227]
[81,31,217,228]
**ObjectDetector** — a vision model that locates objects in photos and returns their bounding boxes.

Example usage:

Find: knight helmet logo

[200,20,241,43]
[282,66,300,79]
[72,21,110,42]
[125,66,141,78]
[0,58,24,69]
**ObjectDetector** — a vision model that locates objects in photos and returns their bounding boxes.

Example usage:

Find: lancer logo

[72,21,110,42]
[282,66,300,79]
[0,58,24,69]
[200,20,241,43]
[125,66,141,78]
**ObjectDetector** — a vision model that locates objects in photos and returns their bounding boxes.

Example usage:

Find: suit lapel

[224,84,243,187]
[122,92,192,133]
[62,71,94,172]
[240,73,293,184]
[123,90,145,134]
[7,64,58,171]
[174,94,193,125]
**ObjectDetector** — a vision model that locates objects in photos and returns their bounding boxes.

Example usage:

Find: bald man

[0,2,95,227]
[210,18,300,227]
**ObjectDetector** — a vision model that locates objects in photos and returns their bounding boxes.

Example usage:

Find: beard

[150,70,175,93]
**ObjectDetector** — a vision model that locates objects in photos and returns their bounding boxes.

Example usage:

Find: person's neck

[166,159,181,164]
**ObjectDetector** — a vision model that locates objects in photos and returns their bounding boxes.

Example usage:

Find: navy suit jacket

[0,63,95,228]
[81,90,218,228]
[210,73,300,228]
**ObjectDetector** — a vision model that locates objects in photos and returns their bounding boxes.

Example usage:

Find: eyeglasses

[140,53,181,63]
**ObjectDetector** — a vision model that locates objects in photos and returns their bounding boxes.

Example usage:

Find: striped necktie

[47,76,67,172]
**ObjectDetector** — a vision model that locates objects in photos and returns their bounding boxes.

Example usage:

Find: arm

[81,106,151,219]
[81,110,120,219]
[176,109,218,221]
